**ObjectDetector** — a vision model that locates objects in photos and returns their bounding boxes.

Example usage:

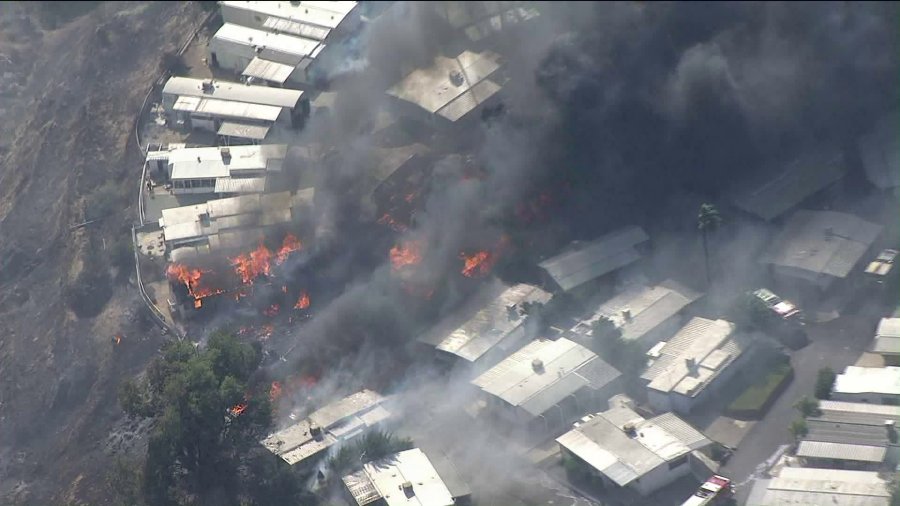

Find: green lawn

[727,360,793,416]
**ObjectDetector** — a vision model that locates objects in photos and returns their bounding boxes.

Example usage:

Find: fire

[295,291,310,310]
[276,234,302,264]
[231,242,273,285]
[260,324,274,340]
[390,240,423,271]
[282,285,288,293]
[229,403,248,416]
[269,381,283,402]
[460,250,493,278]
[377,213,408,232]
[167,263,225,304]
[113,335,122,345]
[263,304,280,317]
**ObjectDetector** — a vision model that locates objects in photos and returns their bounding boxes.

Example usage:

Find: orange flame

[167,263,225,304]
[390,240,423,271]
[113,335,122,345]
[260,324,274,340]
[269,381,283,402]
[276,234,302,264]
[231,242,273,285]
[460,250,494,278]
[230,402,248,416]
[263,304,280,317]
[295,291,310,310]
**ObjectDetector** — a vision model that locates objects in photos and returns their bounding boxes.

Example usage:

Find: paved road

[721,312,879,503]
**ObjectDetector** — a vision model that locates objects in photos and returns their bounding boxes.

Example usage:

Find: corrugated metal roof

[817,400,900,424]
[260,390,390,467]
[214,177,267,194]
[642,318,743,396]
[859,112,900,190]
[471,338,620,418]
[220,1,357,30]
[263,16,331,41]
[217,120,272,140]
[539,226,649,292]
[342,448,456,506]
[877,318,900,339]
[556,407,707,487]
[748,467,891,506]
[213,23,323,62]
[386,50,503,122]
[429,283,552,363]
[163,76,304,108]
[796,441,887,463]
[804,420,889,447]
[579,279,700,343]
[760,210,882,279]
[731,149,847,221]
[242,57,296,84]
[833,366,900,396]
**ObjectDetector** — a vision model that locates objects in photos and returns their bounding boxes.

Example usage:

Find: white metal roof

[642,318,743,397]
[387,50,504,122]
[732,149,847,221]
[796,441,887,463]
[760,210,882,279]
[217,120,272,140]
[174,95,283,122]
[833,366,900,397]
[214,177,266,194]
[817,400,900,423]
[220,1,357,30]
[213,23,323,63]
[859,112,900,189]
[163,76,304,108]
[260,389,389,466]
[425,283,552,362]
[747,467,891,506]
[167,145,286,181]
[343,448,456,506]
[540,226,649,292]
[242,57,296,84]
[263,16,331,41]
[471,337,621,418]
[874,318,900,355]
[556,407,709,487]
[574,279,701,343]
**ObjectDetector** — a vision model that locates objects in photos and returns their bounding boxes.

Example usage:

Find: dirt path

[0,3,202,504]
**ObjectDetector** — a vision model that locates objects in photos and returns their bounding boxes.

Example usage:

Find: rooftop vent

[622,308,632,322]
[401,481,415,498]
[685,357,698,375]
[623,423,637,438]
[201,79,214,94]
[221,147,232,164]
[309,423,323,439]
[532,358,545,374]
[449,70,465,87]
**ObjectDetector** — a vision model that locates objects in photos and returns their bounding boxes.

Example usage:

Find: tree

[119,331,272,504]
[697,203,722,285]
[328,431,414,479]
[793,396,821,418]
[789,419,808,439]
[815,367,836,399]
[591,317,644,373]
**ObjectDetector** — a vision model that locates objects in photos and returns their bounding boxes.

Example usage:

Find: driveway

[721,312,879,503]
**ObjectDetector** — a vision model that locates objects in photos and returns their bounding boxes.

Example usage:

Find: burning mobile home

[260,389,391,470]
[433,1,540,48]
[471,337,623,435]
[362,143,432,224]
[538,225,650,296]
[386,49,506,126]
[145,144,287,196]
[418,280,552,372]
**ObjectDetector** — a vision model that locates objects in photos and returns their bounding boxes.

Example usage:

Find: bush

[794,396,821,418]
[727,360,792,418]
[789,419,808,439]
[815,367,836,399]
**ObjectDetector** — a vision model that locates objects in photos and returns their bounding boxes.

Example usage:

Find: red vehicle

[680,475,733,506]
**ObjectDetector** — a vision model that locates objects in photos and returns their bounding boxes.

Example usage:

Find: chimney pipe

[622,308,632,322]
[532,358,545,374]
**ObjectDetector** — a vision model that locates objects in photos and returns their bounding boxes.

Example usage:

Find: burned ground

[0,2,202,504]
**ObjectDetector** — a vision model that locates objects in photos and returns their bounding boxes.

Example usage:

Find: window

[668,455,688,470]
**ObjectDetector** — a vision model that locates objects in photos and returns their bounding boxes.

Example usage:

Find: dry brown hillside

[0,2,203,504]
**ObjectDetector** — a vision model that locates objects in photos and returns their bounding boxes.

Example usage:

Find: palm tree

[698,203,722,285]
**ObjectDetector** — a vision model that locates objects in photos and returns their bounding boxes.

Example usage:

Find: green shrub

[728,361,792,415]
[815,367,836,399]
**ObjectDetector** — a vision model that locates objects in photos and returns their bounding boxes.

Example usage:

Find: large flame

[231,242,273,285]
[263,304,280,317]
[167,263,225,303]
[390,240,423,271]
[295,291,310,310]
[460,251,493,278]
[377,213,408,232]
[269,381,283,402]
[276,234,302,264]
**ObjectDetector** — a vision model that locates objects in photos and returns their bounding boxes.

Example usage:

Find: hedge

[726,361,793,419]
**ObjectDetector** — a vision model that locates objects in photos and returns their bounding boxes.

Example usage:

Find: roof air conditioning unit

[201,80,214,94]
[449,70,465,87]
[623,423,637,438]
